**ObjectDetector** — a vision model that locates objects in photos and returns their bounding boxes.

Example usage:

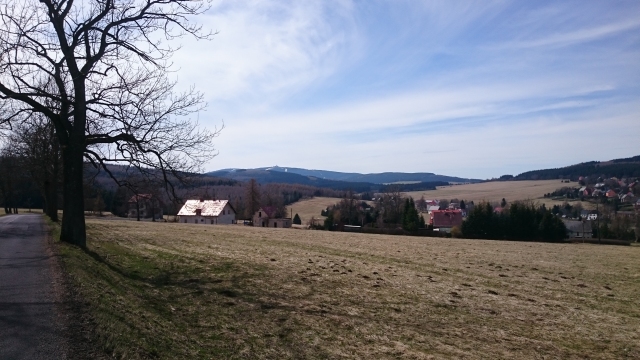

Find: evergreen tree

[402,198,420,231]
[293,213,302,225]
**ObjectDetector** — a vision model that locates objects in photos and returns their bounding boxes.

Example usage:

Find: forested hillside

[515,156,640,181]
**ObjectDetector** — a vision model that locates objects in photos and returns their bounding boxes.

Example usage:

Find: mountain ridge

[210,166,480,185]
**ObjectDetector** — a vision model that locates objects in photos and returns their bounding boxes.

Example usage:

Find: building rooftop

[178,200,230,217]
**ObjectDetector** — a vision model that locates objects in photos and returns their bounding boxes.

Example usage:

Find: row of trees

[0,116,62,219]
[461,202,567,242]
[1,0,218,247]
[322,192,426,231]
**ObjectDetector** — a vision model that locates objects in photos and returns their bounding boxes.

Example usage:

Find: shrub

[450,226,462,238]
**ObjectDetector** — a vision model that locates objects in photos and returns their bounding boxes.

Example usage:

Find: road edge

[43,216,107,360]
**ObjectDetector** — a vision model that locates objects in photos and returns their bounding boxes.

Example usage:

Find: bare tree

[0,0,218,246]
[244,179,261,219]
[0,146,25,214]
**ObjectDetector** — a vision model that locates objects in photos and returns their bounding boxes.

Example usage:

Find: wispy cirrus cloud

[173,0,359,108]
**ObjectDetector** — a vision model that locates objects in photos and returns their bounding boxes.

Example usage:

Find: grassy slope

[57,219,640,359]
[287,197,339,224]
[405,180,595,209]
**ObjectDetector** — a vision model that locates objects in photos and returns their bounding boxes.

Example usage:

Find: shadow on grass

[78,244,258,304]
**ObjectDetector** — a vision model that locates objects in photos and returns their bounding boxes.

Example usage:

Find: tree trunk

[44,180,59,222]
[46,126,60,222]
[60,144,86,247]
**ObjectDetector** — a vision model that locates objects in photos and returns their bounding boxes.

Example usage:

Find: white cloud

[507,18,640,49]
[172,0,359,108]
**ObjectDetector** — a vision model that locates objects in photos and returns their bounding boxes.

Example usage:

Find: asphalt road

[0,214,68,359]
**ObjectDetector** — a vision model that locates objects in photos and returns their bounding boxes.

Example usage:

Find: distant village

[122,174,640,242]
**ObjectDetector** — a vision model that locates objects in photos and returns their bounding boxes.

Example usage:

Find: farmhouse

[429,209,463,232]
[177,199,236,225]
[253,207,291,228]
[562,220,592,238]
[127,194,163,220]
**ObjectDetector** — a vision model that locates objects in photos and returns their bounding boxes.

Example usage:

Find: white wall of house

[179,204,236,225]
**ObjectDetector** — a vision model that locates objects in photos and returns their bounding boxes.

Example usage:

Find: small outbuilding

[178,199,236,225]
[253,206,291,228]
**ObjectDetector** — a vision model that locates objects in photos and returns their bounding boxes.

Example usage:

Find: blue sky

[171,0,640,179]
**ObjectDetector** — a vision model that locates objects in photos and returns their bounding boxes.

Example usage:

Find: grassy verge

[55,219,640,359]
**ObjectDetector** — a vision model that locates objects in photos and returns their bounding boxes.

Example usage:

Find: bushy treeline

[322,194,425,231]
[461,202,567,242]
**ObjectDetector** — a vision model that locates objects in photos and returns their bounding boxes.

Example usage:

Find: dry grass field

[288,197,341,224]
[56,219,640,359]
[406,180,594,209]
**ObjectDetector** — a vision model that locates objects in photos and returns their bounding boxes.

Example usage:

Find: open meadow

[405,180,594,209]
[56,219,640,359]
[288,197,341,224]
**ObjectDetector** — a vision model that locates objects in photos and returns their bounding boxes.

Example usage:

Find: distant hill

[211,166,480,185]
[514,155,640,181]
[206,169,377,193]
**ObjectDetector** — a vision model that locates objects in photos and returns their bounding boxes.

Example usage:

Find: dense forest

[515,156,640,181]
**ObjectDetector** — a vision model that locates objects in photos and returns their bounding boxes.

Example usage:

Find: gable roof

[430,210,463,228]
[178,200,231,217]
[257,206,278,218]
[562,220,592,233]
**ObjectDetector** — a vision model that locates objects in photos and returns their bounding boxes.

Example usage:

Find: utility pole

[597,202,601,244]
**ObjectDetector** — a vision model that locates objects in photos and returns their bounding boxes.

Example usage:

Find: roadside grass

[56,219,640,359]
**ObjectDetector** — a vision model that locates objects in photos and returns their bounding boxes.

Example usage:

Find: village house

[562,219,592,239]
[579,186,593,197]
[177,199,236,225]
[620,193,636,203]
[427,205,440,214]
[580,210,598,221]
[253,206,291,228]
[128,194,163,220]
[606,189,617,199]
[429,209,463,233]
[448,203,460,210]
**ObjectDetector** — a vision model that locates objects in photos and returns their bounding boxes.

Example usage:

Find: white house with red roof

[178,199,236,224]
